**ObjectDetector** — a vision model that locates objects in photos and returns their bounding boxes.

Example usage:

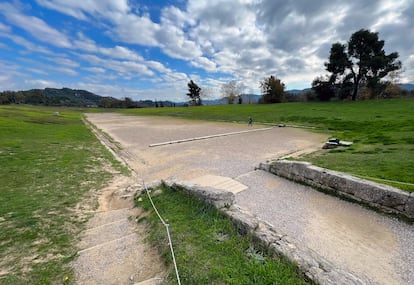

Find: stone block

[404,195,414,218]
[225,208,259,235]
[258,162,270,172]
[168,181,235,209]
[261,160,413,220]
[379,187,409,210]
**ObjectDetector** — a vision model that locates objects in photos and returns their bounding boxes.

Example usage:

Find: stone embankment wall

[259,160,414,220]
[163,180,364,285]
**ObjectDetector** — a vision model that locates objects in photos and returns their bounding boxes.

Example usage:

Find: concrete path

[86,113,414,285]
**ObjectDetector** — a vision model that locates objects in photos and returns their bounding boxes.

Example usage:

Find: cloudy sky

[0,0,413,101]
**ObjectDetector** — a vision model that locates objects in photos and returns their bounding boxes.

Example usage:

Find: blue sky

[0,0,413,101]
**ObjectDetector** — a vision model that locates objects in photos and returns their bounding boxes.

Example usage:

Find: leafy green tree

[25,89,46,105]
[259,75,285,103]
[123,97,136,108]
[311,76,335,101]
[323,29,401,100]
[325,43,350,84]
[187,80,202,106]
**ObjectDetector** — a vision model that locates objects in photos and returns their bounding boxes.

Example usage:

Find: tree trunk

[352,73,360,101]
[352,83,358,101]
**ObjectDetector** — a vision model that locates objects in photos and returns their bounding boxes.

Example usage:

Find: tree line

[187,29,409,105]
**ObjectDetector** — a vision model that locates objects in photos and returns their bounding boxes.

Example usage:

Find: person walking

[248,116,253,126]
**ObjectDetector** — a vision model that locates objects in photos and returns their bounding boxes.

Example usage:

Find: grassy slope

[121,99,414,191]
[137,185,313,285]
[0,106,125,284]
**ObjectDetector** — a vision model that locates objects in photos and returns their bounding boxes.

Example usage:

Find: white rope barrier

[143,180,181,285]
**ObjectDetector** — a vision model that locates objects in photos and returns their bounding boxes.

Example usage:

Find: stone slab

[190,174,248,194]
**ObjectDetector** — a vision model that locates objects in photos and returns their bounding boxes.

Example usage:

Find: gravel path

[86,113,414,285]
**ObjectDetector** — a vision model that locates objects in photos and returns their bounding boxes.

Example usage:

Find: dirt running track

[84,113,414,285]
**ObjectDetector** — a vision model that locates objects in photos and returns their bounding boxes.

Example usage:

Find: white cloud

[52,66,78,76]
[84,67,106,74]
[51,57,80,68]
[74,33,143,61]
[156,25,202,60]
[0,3,71,48]
[77,53,153,77]
[24,79,59,88]
[191,57,217,72]
[110,14,161,46]
[0,32,52,54]
[146,61,172,74]
[0,22,11,32]
[2,0,413,99]
[36,0,130,21]
[161,5,195,28]
[26,67,49,75]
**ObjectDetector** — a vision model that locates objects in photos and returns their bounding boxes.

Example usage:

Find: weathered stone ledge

[163,179,364,285]
[259,160,414,220]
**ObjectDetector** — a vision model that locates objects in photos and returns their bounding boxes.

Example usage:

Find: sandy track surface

[86,114,324,181]
[84,113,413,285]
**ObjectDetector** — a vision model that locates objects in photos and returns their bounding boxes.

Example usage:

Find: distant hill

[399,83,414,91]
[0,87,181,108]
[203,94,261,105]
[44,88,102,106]
[202,89,311,105]
[286,88,312,95]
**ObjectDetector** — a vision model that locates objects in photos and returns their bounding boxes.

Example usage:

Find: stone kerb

[163,179,364,285]
[260,160,414,220]
[165,180,235,209]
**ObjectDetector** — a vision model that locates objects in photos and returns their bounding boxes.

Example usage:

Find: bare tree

[200,86,215,99]
[221,80,244,104]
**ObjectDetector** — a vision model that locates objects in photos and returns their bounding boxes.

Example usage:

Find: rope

[143,180,181,285]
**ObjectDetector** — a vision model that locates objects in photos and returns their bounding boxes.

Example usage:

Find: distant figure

[248,116,253,126]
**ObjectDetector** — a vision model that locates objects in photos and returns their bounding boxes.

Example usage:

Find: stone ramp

[72,207,165,285]
[190,174,248,194]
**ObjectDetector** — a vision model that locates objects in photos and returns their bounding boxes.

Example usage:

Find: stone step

[74,233,162,285]
[78,218,135,250]
[87,208,130,228]
[134,277,164,285]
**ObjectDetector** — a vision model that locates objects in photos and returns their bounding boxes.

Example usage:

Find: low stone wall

[164,180,364,285]
[259,160,414,220]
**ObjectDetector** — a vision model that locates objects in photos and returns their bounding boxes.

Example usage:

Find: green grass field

[136,185,313,285]
[0,106,126,284]
[1,99,412,283]
[121,99,414,191]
